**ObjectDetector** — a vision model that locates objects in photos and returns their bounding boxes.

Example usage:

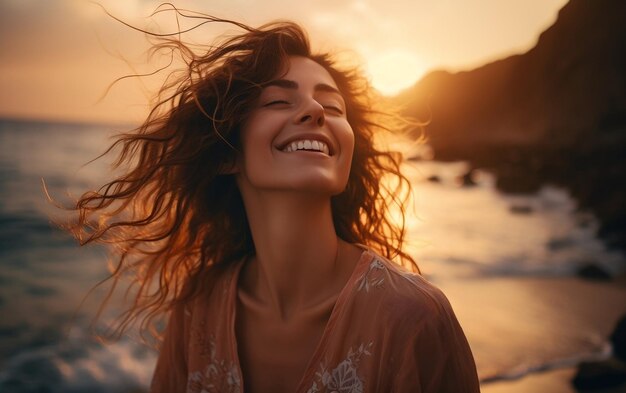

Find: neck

[238,189,346,320]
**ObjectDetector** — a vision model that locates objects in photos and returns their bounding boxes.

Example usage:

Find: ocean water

[0,120,155,392]
[0,119,624,392]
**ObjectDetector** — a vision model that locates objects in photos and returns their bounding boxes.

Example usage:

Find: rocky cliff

[398,0,626,251]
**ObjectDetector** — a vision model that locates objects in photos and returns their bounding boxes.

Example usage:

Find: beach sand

[436,275,626,392]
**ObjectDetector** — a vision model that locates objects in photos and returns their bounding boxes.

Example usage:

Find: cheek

[337,124,356,187]
[235,126,258,174]
[239,115,272,156]
[340,123,356,159]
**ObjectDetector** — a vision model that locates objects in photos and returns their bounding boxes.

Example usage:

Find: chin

[238,168,351,196]
[269,177,348,196]
[287,173,350,195]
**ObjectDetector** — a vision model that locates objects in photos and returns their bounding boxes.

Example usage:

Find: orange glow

[0,0,568,124]
[366,50,427,95]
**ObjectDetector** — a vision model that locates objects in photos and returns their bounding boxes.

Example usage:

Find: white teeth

[282,139,330,155]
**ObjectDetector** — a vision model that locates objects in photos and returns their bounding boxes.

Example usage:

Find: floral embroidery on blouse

[306,342,373,393]
[356,258,386,292]
[187,332,241,393]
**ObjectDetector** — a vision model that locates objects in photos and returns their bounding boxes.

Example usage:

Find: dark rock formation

[397,0,626,252]
[426,174,441,183]
[572,359,626,391]
[572,315,626,391]
[459,170,477,187]
[509,205,533,215]
[576,264,612,281]
[611,316,626,362]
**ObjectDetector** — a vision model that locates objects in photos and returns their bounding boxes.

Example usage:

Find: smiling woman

[65,7,479,393]
[237,57,354,195]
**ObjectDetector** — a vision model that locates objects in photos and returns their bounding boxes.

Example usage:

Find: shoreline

[437,274,626,391]
[482,367,585,393]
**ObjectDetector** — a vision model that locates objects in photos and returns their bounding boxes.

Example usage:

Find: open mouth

[280,139,332,156]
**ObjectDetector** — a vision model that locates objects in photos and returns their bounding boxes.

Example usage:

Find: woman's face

[235,56,355,196]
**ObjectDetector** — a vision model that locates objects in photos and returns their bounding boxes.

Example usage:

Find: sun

[365,50,427,96]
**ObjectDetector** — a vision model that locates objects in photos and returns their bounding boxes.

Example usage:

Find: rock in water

[510,204,533,214]
[572,359,626,390]
[459,171,477,187]
[426,175,441,183]
[576,264,612,281]
[572,314,626,391]
[611,316,626,362]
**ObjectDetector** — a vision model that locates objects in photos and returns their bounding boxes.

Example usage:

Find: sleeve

[392,288,480,393]
[150,301,191,393]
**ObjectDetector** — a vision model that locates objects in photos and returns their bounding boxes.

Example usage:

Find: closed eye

[323,105,344,115]
[264,100,291,107]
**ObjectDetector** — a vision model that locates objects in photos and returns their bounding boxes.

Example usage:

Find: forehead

[274,56,339,90]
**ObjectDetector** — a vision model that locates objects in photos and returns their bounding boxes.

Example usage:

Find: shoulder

[352,251,480,391]
[354,250,454,327]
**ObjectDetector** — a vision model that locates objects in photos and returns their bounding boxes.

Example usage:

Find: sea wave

[0,327,155,393]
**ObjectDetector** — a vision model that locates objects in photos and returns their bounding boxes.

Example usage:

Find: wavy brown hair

[70,6,418,341]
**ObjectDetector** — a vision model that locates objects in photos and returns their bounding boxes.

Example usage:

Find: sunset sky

[0,0,568,124]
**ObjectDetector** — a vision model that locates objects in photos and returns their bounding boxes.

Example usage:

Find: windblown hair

[71,6,418,341]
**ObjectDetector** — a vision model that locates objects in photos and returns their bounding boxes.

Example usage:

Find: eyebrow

[264,79,342,95]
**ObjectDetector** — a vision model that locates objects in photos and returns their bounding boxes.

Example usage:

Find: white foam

[404,161,626,279]
[0,327,156,393]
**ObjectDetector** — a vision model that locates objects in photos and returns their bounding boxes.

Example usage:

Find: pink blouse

[151,248,480,392]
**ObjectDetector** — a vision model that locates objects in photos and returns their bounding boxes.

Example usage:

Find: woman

[71,10,479,393]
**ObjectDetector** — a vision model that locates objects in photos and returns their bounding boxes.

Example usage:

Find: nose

[294,100,325,127]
